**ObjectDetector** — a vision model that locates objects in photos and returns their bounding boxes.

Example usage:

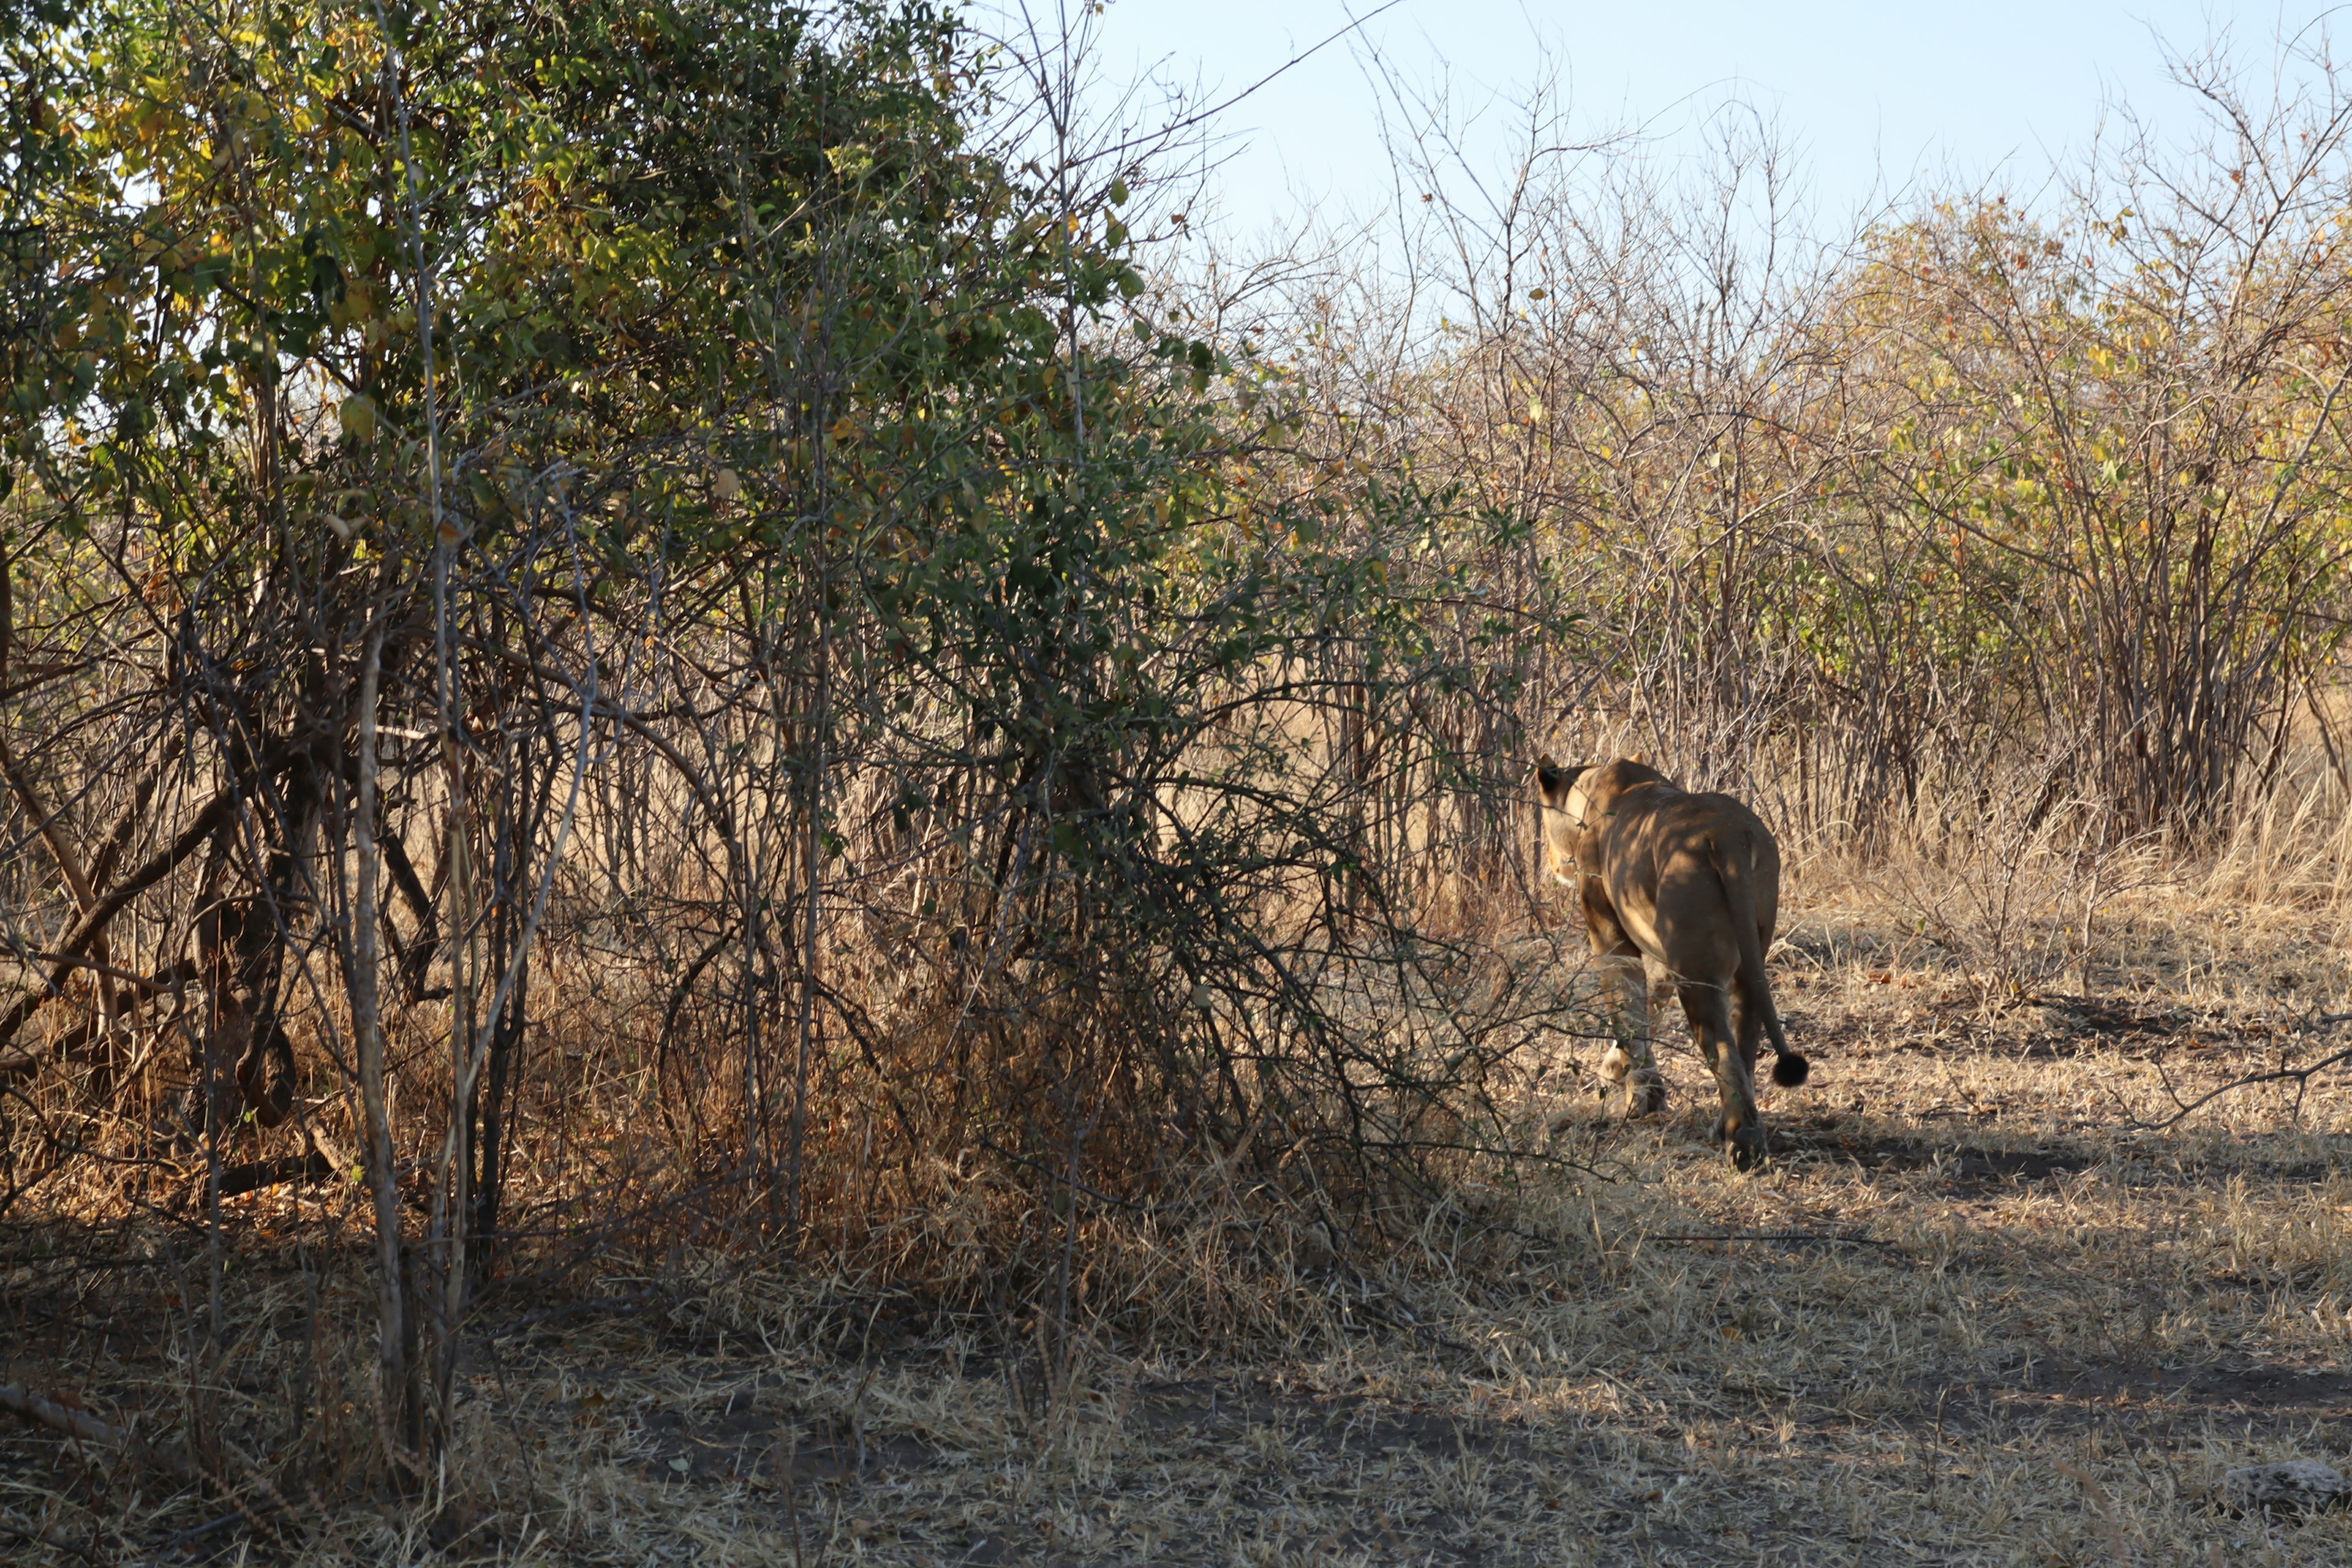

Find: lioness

[1534,756,1809,1169]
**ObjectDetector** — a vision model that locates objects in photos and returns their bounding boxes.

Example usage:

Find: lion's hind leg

[1594,952,1665,1117]
[1680,977,1763,1170]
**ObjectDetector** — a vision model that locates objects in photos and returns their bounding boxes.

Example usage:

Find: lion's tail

[1705,832,1810,1089]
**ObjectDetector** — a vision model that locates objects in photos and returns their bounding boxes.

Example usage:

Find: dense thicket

[1,0,1552,1474]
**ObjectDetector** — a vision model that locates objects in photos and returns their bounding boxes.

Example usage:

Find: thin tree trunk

[349,624,414,1469]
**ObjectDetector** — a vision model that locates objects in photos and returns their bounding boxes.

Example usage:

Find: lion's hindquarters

[1700,826,1809,1091]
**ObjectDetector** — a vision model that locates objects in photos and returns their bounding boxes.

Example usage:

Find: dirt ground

[9,874,2352,1564]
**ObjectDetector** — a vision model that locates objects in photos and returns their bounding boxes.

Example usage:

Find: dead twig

[0,1379,194,1480]
[0,1381,293,1544]
[2138,1033,2352,1132]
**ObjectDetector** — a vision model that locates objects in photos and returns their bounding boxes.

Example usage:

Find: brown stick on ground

[0,1381,293,1544]
[0,1380,194,1479]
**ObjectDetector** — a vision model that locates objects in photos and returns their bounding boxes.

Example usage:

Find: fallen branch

[2138,1016,2352,1131]
[0,1382,291,1544]
[214,1153,335,1200]
[0,1381,194,1480]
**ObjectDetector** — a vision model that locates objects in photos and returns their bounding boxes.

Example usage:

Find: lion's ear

[1534,758,1581,807]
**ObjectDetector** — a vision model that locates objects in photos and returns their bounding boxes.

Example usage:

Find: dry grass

[11,849,2352,1565]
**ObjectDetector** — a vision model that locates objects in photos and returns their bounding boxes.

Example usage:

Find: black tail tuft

[1771,1050,1811,1089]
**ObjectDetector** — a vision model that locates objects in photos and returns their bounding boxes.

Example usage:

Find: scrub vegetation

[5,2,2352,1560]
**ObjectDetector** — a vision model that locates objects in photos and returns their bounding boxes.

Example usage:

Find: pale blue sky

[1075,1,2330,236]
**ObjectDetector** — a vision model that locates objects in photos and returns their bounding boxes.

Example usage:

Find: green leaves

[2,0,1379,900]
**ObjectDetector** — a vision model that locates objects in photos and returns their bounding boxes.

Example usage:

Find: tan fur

[1534,756,1809,1169]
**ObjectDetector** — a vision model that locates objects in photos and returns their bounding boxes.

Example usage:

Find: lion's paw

[1622,1071,1667,1119]
[1722,1121,1766,1171]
